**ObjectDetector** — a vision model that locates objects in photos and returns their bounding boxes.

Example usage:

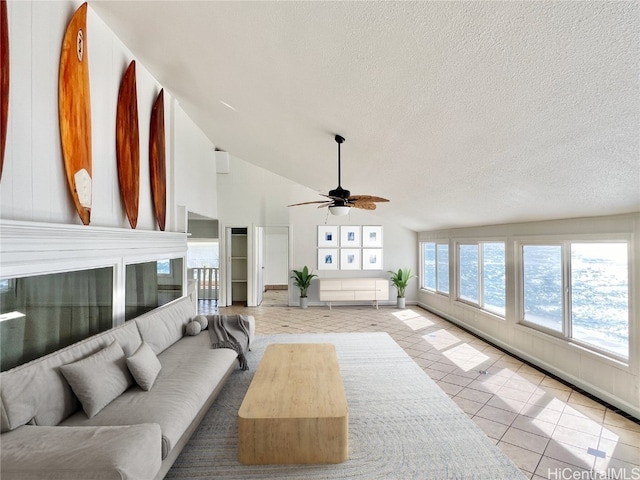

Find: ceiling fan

[288,135,389,216]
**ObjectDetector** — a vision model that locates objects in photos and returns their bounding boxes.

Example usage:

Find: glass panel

[571,243,629,358]
[436,244,449,293]
[157,260,171,275]
[125,258,183,321]
[0,267,113,371]
[522,245,563,332]
[187,241,219,268]
[423,243,436,290]
[459,244,479,302]
[483,242,505,315]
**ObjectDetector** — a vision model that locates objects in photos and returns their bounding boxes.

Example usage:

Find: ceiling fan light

[329,205,350,216]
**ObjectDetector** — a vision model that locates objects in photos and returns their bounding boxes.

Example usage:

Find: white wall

[1,1,216,231]
[287,183,418,306]
[264,226,289,286]
[216,155,418,307]
[173,104,218,221]
[417,213,640,419]
[2,1,171,230]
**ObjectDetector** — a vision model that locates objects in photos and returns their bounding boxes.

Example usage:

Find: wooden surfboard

[149,89,166,231]
[0,0,8,182]
[58,2,91,225]
[116,60,140,229]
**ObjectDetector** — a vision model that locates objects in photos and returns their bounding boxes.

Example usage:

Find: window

[437,244,449,294]
[457,242,505,316]
[157,259,171,275]
[522,245,563,332]
[520,242,629,359]
[422,242,449,294]
[187,241,219,269]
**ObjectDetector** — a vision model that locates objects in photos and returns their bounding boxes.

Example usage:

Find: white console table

[318,278,389,309]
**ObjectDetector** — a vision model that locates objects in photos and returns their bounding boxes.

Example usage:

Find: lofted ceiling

[91,0,639,232]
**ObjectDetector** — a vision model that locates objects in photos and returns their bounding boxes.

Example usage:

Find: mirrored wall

[0,267,114,371]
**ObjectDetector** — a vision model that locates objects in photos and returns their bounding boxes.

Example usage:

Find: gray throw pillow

[193,315,208,330]
[60,341,133,418]
[126,342,162,391]
[185,320,201,336]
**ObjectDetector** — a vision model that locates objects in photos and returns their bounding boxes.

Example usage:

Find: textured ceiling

[91,1,639,232]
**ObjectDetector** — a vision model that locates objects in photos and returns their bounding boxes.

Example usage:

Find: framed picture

[318,248,339,270]
[362,248,383,270]
[340,225,361,247]
[340,248,361,270]
[362,226,383,247]
[318,225,339,247]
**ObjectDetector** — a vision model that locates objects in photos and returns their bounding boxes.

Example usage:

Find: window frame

[420,241,450,296]
[455,240,507,317]
[516,236,631,361]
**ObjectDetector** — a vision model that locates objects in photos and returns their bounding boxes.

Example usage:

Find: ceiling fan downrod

[330,135,350,200]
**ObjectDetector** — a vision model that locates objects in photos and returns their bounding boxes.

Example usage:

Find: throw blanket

[208,314,252,371]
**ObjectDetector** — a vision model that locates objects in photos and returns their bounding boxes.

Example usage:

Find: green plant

[290,266,318,297]
[388,268,416,298]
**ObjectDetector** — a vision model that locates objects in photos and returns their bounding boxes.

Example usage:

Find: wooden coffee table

[238,343,349,465]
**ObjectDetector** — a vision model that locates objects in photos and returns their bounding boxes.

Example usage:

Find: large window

[458,242,505,316]
[422,242,449,294]
[520,242,629,359]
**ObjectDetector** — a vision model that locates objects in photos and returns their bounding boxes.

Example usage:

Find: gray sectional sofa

[0,296,254,480]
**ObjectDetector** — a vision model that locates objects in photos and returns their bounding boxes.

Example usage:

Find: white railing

[189,267,219,300]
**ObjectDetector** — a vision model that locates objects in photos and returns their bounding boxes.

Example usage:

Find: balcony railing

[189,267,219,301]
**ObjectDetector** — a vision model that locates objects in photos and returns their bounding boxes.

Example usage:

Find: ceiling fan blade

[348,194,389,203]
[351,202,377,210]
[287,200,332,207]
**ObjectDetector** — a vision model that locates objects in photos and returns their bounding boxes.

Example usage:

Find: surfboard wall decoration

[116,60,140,229]
[58,2,92,225]
[0,0,9,182]
[149,89,166,231]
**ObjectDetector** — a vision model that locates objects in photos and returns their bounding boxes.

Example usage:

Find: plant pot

[396,297,406,309]
[300,296,309,309]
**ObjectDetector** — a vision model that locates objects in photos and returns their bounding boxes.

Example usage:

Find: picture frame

[362,248,383,270]
[318,225,339,247]
[318,248,339,270]
[362,226,383,247]
[340,225,361,247]
[340,248,361,270]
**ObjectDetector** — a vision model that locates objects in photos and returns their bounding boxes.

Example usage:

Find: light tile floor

[202,292,640,480]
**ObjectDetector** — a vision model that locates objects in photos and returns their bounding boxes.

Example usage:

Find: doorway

[260,226,290,307]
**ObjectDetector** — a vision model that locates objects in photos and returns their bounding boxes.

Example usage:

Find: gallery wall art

[317,225,383,270]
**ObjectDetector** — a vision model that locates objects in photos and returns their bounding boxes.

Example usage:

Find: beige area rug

[166,332,527,479]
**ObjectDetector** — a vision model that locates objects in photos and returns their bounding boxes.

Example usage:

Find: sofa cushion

[0,321,142,432]
[60,333,238,459]
[60,341,134,418]
[0,423,162,480]
[127,342,162,391]
[135,297,195,355]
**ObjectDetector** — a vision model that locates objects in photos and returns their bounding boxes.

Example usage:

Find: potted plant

[388,268,416,309]
[290,266,317,308]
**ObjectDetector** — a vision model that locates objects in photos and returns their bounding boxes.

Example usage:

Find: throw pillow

[185,320,201,336]
[126,342,162,391]
[193,314,208,330]
[60,341,133,418]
